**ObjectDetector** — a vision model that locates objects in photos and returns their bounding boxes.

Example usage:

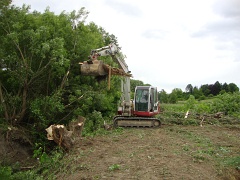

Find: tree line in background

[158,81,239,104]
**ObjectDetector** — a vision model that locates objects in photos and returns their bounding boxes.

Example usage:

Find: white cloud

[104,0,142,17]
[213,0,240,18]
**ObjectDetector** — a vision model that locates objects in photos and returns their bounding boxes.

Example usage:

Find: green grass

[223,156,240,169]
[108,164,120,171]
[165,124,240,174]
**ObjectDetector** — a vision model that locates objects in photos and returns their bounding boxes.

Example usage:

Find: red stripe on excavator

[133,111,158,117]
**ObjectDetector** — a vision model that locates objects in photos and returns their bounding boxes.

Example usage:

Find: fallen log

[102,63,132,77]
[214,112,224,118]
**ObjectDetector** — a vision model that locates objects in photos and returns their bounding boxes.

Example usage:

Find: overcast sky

[12,0,240,93]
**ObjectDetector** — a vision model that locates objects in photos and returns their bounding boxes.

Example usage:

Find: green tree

[185,84,193,94]
[0,3,117,130]
[0,5,82,124]
[200,84,210,97]
[158,89,168,103]
[168,91,177,104]
[211,92,240,117]
[192,86,203,99]
[212,81,222,95]
[184,95,197,110]
[130,79,144,94]
[222,82,229,92]
[0,0,12,9]
[172,88,183,100]
[228,83,239,93]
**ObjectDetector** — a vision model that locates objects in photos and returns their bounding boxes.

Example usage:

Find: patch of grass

[0,166,12,180]
[75,164,89,171]
[182,144,190,151]
[201,148,215,156]
[138,132,146,139]
[193,154,206,163]
[129,152,136,158]
[223,156,240,169]
[183,118,199,126]
[168,125,240,174]
[167,126,221,164]
[108,164,120,171]
[219,146,231,153]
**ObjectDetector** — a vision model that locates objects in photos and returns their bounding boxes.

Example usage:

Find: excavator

[80,43,161,128]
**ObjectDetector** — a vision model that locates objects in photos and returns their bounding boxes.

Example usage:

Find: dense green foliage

[160,92,240,119]
[211,92,240,118]
[0,3,124,144]
[0,3,158,146]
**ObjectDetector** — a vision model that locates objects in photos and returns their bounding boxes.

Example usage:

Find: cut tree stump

[51,125,73,150]
[68,116,85,137]
[45,116,85,150]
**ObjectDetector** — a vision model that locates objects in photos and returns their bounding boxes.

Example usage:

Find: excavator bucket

[80,60,107,76]
[80,60,132,77]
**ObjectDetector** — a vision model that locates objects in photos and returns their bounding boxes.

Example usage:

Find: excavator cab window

[135,89,149,112]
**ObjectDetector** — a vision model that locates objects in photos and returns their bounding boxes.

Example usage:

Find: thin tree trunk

[0,82,9,121]
[16,80,28,124]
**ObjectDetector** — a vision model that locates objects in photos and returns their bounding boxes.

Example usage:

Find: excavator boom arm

[89,43,130,74]
[80,43,161,127]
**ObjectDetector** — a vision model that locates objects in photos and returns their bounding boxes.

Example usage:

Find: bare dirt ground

[56,124,240,180]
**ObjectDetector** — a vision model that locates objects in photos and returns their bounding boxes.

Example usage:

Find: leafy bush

[194,102,211,114]
[0,166,12,180]
[2,146,64,180]
[211,92,240,118]
[30,93,65,125]
[83,110,105,136]
[184,95,197,111]
[160,103,186,113]
[29,92,66,145]
[183,118,198,126]
[198,95,206,101]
